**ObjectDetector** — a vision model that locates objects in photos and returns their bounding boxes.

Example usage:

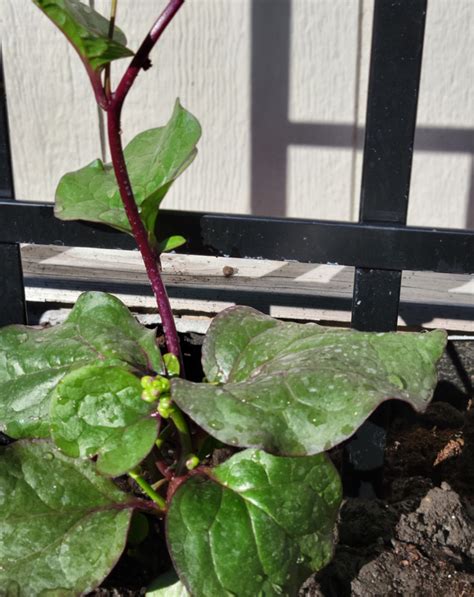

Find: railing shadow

[250,0,474,227]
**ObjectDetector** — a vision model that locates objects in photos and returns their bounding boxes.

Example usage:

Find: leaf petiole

[128,470,167,510]
[170,408,193,475]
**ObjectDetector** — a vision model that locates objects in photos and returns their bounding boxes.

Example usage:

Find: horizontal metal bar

[1,200,473,274]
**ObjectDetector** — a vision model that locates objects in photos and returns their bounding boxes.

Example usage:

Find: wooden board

[21,244,474,333]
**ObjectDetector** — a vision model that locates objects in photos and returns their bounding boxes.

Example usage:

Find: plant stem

[128,470,167,510]
[113,0,185,108]
[87,67,109,109]
[105,0,186,366]
[107,110,182,361]
[170,408,193,474]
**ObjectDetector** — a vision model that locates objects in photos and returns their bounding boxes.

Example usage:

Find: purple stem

[114,0,185,108]
[105,0,185,367]
[87,67,109,110]
[107,111,182,362]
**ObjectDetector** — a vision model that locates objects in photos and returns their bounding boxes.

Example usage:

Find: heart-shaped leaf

[55,101,201,246]
[50,365,159,475]
[0,291,163,439]
[0,440,140,595]
[33,0,133,71]
[171,306,446,455]
[166,449,342,596]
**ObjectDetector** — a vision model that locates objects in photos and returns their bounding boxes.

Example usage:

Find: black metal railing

[1,0,473,496]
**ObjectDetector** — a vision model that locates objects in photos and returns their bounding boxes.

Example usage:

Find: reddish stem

[107,109,182,362]
[113,0,184,108]
[104,0,185,366]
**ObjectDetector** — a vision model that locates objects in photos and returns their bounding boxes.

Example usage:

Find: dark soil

[88,338,474,597]
[302,340,474,597]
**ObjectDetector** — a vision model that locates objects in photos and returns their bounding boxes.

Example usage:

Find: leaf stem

[170,408,193,474]
[128,470,167,510]
[87,67,109,109]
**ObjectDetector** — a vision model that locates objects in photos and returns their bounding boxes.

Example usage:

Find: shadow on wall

[250,0,474,227]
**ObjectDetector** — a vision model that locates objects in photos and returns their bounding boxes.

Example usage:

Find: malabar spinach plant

[0,1,447,595]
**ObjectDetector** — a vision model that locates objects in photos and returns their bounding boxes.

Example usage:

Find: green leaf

[128,512,150,546]
[147,570,189,596]
[50,365,159,476]
[164,353,181,377]
[158,235,187,254]
[0,291,164,439]
[55,101,201,245]
[166,449,342,596]
[171,306,447,455]
[0,440,136,595]
[33,0,133,71]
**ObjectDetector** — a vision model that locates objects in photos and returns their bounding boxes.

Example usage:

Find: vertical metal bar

[345,0,427,497]
[0,49,26,325]
[251,0,291,217]
[0,244,27,326]
[0,51,14,200]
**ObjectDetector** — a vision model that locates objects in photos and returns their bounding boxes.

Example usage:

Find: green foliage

[55,101,201,248]
[164,353,181,377]
[0,291,163,439]
[158,235,187,254]
[166,449,342,596]
[33,0,133,71]
[147,570,189,596]
[6,3,449,595]
[50,365,159,476]
[171,306,447,455]
[0,440,135,595]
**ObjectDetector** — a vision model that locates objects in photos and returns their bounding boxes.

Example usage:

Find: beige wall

[1,0,472,228]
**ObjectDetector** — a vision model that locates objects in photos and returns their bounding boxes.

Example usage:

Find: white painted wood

[1,0,472,228]
[94,0,252,214]
[21,244,474,331]
[349,0,474,229]
[408,0,474,229]
[289,0,360,123]
[287,145,354,220]
[0,0,103,202]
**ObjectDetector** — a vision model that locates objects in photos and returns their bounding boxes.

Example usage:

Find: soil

[302,340,474,597]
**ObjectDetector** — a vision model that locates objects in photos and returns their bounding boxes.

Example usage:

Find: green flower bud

[141,389,159,403]
[157,396,175,419]
[185,454,200,470]
[140,375,170,402]
[140,375,155,389]
[153,376,170,394]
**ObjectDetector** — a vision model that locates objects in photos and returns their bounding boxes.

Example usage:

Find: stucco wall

[1,0,472,228]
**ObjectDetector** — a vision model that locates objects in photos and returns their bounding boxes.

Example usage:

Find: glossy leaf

[172,306,447,455]
[0,440,136,595]
[167,449,342,596]
[33,0,133,71]
[0,291,163,438]
[147,570,189,596]
[55,101,201,245]
[50,365,159,475]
